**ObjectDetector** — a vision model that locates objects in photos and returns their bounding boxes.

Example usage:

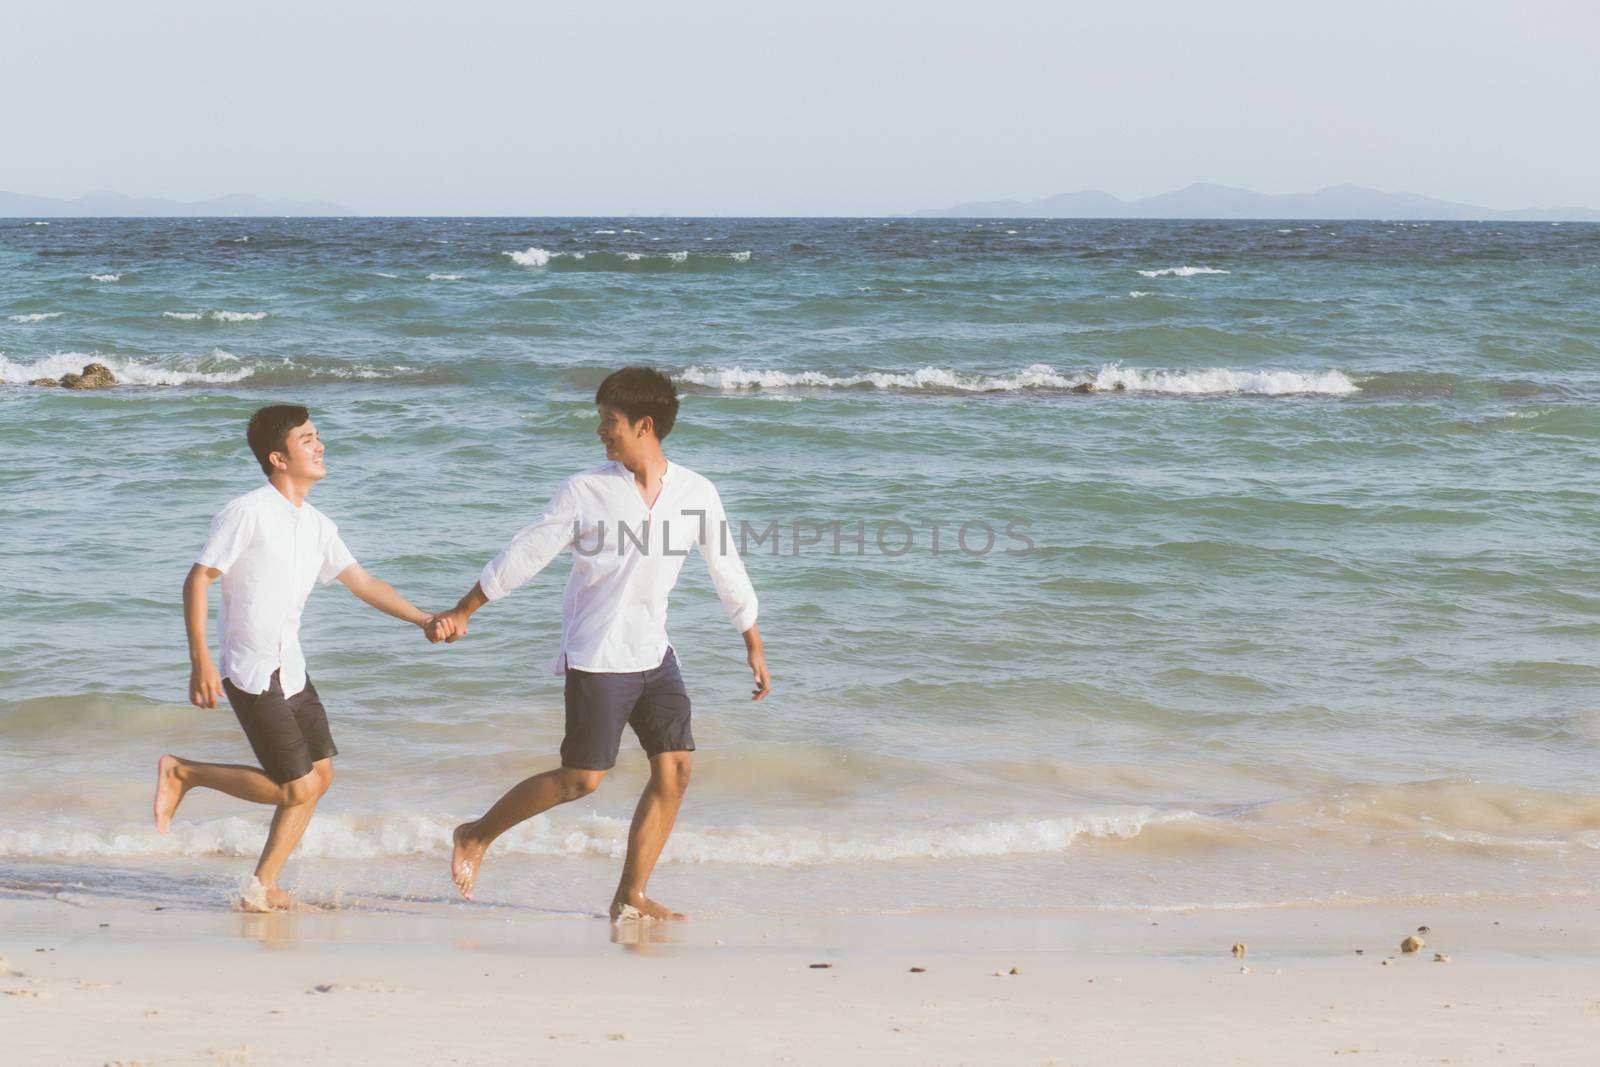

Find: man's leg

[154,754,287,829]
[250,758,333,908]
[450,766,606,900]
[152,755,330,909]
[611,751,691,921]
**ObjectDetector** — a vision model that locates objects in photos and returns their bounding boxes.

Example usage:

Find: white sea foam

[505,247,552,267]
[623,252,643,261]
[1128,291,1154,299]
[593,229,616,234]
[29,221,49,226]
[1136,266,1230,278]
[372,271,400,278]
[88,273,120,282]
[426,273,464,281]
[730,250,752,262]
[622,228,643,234]
[0,351,252,387]
[667,250,688,263]
[0,807,1190,865]
[7,312,62,323]
[678,362,1361,396]
[163,310,268,322]
[233,236,249,243]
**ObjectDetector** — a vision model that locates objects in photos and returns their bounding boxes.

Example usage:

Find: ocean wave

[0,807,1188,865]
[88,273,120,282]
[426,273,464,281]
[1136,266,1230,278]
[162,310,269,323]
[505,247,552,267]
[504,247,752,271]
[7,312,62,323]
[0,351,252,387]
[678,362,1360,396]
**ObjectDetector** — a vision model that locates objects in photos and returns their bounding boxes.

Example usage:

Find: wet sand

[3,896,1597,1065]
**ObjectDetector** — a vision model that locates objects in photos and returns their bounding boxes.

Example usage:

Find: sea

[1,217,1596,918]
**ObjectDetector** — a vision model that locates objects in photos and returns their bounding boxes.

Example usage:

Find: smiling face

[596,404,653,465]
[270,419,326,482]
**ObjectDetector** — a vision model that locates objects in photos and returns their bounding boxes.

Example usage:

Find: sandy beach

[4,892,1596,1066]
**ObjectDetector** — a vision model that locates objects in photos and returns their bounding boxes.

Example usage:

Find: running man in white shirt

[153,405,450,910]
[428,367,770,920]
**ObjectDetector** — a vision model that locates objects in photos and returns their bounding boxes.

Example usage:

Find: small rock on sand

[1417,926,1430,934]
[1239,966,1253,975]
[808,963,832,969]
[1433,953,1451,964]
[1401,935,1425,953]
[1232,943,1247,958]
[909,967,926,973]
[1009,967,1021,975]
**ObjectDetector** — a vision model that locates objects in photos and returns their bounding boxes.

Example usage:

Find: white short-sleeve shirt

[196,484,356,696]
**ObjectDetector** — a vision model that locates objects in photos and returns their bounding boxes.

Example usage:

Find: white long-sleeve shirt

[478,461,758,674]
[195,484,357,696]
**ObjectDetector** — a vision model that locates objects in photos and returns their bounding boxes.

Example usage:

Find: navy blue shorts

[560,648,693,771]
[222,669,337,785]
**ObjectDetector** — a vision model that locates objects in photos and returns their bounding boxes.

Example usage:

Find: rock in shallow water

[29,378,58,386]
[59,362,117,390]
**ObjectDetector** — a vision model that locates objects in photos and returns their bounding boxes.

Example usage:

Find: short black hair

[247,404,311,475]
[595,366,679,440]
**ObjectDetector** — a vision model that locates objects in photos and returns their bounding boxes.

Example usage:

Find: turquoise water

[2,217,1597,914]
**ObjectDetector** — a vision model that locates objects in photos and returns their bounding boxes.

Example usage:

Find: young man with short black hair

[154,405,449,910]
[430,366,769,920]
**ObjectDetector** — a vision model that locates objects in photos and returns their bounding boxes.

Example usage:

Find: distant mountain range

[913,183,1600,221]
[0,190,355,217]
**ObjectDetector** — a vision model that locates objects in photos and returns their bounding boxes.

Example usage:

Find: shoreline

[5,894,1596,1065]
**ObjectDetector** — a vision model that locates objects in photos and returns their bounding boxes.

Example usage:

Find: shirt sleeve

[478,480,584,602]
[695,482,759,633]
[319,527,357,585]
[196,501,256,574]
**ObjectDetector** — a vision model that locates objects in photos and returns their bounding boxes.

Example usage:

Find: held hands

[189,660,225,709]
[423,610,467,644]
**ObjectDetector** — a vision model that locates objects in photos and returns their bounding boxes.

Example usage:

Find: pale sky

[4,0,1596,215]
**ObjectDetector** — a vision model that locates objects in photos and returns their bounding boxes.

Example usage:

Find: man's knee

[283,771,321,806]
[314,760,334,796]
[653,753,692,796]
[557,768,604,801]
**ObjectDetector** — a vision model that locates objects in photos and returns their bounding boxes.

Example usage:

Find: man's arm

[743,623,770,701]
[695,484,769,699]
[183,563,226,708]
[427,482,582,644]
[336,563,440,630]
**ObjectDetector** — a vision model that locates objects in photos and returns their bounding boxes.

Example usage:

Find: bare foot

[610,894,688,922]
[236,884,296,913]
[451,823,486,901]
[153,755,185,833]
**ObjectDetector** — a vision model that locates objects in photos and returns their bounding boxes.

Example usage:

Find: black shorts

[222,669,338,784]
[560,647,694,771]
